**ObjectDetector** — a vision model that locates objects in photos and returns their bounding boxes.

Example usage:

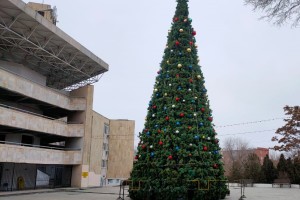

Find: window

[38,11,45,16]
[101,160,107,168]
[0,135,5,143]
[0,164,2,185]
[103,143,109,151]
[22,135,34,146]
[104,124,109,135]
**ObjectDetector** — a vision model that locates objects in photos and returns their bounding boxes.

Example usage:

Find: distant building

[0,0,134,191]
[255,147,269,164]
[222,147,269,176]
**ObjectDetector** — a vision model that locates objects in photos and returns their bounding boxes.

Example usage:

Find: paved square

[1,186,300,200]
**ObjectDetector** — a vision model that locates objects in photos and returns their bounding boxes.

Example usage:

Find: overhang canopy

[0,0,109,90]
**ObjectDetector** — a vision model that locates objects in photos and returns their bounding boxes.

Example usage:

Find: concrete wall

[0,60,46,85]
[0,68,86,111]
[26,2,53,24]
[0,144,81,164]
[88,112,109,186]
[0,106,84,137]
[107,120,135,179]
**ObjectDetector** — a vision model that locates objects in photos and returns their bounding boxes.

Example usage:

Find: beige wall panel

[71,165,83,187]
[89,112,109,174]
[0,144,81,164]
[77,86,94,166]
[26,2,52,22]
[0,106,84,137]
[88,172,101,187]
[80,165,89,188]
[107,120,135,179]
[0,69,86,110]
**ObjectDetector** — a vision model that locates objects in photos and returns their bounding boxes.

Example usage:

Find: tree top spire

[175,0,189,17]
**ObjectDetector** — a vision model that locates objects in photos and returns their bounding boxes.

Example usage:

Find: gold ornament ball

[177,64,182,68]
[187,48,191,52]
[167,60,170,64]
[197,75,201,79]
[164,93,168,96]
[184,19,188,22]
[179,29,184,32]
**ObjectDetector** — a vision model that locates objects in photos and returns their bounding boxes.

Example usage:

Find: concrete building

[0,0,134,191]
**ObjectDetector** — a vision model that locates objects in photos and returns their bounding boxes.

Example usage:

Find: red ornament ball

[188,126,192,130]
[200,108,205,112]
[208,117,213,122]
[135,155,139,160]
[213,164,219,169]
[203,146,208,151]
[179,113,185,117]
[192,31,197,36]
[159,141,163,146]
[189,78,193,83]
[215,139,219,144]
[175,41,180,46]
[176,74,180,78]
[176,97,180,102]
[189,153,192,157]
[157,129,161,133]
[189,41,194,46]
[152,105,157,109]
[173,17,179,22]
[142,145,146,149]
[168,155,173,160]
[165,116,170,121]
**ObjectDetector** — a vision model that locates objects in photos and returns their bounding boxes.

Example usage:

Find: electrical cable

[215,117,288,128]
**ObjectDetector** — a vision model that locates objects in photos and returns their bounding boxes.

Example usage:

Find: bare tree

[222,137,251,180]
[272,106,300,157]
[245,0,300,26]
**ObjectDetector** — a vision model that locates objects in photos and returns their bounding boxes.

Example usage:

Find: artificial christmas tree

[129,0,228,199]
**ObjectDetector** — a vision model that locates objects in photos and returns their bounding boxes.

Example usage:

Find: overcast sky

[24,0,300,149]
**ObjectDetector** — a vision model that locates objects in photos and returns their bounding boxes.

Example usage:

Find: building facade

[222,147,269,177]
[0,0,134,191]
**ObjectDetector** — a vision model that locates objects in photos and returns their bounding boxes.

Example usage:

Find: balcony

[0,68,86,111]
[0,143,81,165]
[0,105,84,137]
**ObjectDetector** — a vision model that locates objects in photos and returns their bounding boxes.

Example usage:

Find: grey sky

[24,0,300,149]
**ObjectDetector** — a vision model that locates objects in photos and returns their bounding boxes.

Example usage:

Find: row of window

[101,124,110,169]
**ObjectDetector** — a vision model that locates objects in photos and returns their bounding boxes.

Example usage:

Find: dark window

[22,135,34,146]
[38,11,45,16]
[0,135,5,143]
[0,165,2,185]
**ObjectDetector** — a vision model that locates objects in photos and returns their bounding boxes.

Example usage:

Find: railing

[0,103,67,124]
[0,140,81,151]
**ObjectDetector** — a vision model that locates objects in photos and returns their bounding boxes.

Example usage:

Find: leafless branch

[245,0,300,26]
